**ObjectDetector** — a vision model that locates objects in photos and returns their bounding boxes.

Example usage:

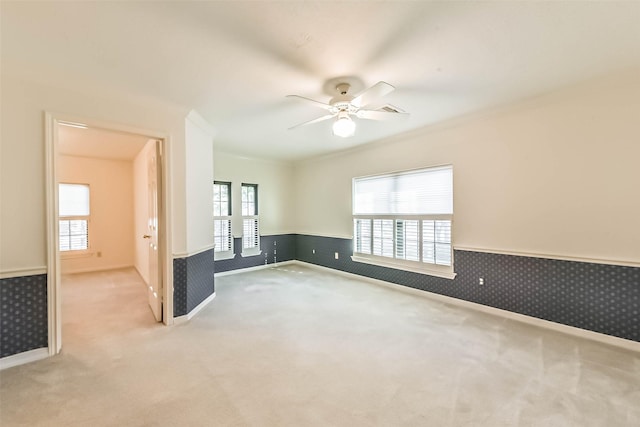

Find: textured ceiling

[3,1,640,160]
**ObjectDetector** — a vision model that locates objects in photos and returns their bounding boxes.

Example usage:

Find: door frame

[44,111,174,356]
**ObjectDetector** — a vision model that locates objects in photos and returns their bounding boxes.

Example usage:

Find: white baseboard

[175,261,297,323]
[214,260,295,277]
[293,261,640,353]
[133,265,150,288]
[0,347,49,370]
[174,292,217,324]
[61,264,134,275]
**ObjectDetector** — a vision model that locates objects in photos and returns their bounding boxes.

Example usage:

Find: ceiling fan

[287,81,408,137]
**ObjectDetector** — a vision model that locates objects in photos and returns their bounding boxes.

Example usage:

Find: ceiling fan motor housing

[336,83,350,95]
[329,83,358,113]
[287,80,404,131]
[329,83,357,114]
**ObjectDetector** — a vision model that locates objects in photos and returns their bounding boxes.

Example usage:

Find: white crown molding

[186,110,216,136]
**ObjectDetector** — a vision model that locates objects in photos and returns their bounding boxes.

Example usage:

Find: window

[213,181,233,260]
[352,165,455,278]
[241,183,260,256]
[59,183,90,252]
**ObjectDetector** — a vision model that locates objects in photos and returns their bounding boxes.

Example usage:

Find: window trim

[352,215,456,279]
[350,255,455,280]
[351,165,455,279]
[241,183,261,257]
[213,181,234,260]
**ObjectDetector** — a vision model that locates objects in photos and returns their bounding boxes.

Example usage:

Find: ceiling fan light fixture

[332,112,355,138]
[288,80,404,136]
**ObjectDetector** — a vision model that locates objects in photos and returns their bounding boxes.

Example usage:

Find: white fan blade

[286,94,333,111]
[288,114,335,130]
[351,81,395,108]
[356,109,409,121]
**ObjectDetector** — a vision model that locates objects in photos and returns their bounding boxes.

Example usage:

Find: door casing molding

[44,112,174,356]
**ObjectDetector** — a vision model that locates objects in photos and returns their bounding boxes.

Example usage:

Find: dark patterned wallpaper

[173,258,188,317]
[185,249,215,313]
[2,233,637,359]
[173,249,216,317]
[214,234,296,273]
[175,235,296,318]
[0,274,48,358]
[295,234,640,342]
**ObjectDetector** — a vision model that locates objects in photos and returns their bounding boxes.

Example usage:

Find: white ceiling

[3,1,640,161]
[58,125,150,161]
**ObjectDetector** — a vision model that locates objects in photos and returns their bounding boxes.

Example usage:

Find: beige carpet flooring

[1,264,639,426]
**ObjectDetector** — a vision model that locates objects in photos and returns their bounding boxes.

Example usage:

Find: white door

[146,141,162,321]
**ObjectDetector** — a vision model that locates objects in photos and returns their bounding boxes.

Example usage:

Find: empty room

[1,1,639,426]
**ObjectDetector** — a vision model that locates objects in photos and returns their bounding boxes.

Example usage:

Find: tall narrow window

[352,165,455,279]
[213,181,233,260]
[59,183,90,252]
[241,183,260,256]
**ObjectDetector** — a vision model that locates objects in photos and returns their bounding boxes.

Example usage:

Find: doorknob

[143,235,151,239]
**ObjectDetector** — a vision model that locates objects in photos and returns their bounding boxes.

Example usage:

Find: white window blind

[372,219,394,257]
[241,183,260,255]
[213,182,233,256]
[354,219,372,254]
[59,183,90,252]
[214,219,232,252]
[243,218,259,250]
[352,165,454,278]
[59,183,90,216]
[353,166,452,215]
[396,219,419,261]
[59,219,88,251]
[422,220,452,266]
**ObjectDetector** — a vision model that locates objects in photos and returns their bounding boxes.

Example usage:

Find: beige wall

[185,111,215,256]
[294,70,640,265]
[213,151,295,236]
[3,69,638,276]
[58,155,134,273]
[0,73,189,275]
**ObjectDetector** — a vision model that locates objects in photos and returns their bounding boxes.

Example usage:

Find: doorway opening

[45,113,173,356]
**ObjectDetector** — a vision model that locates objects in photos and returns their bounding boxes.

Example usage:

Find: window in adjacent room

[59,183,90,252]
[241,183,260,256]
[213,181,234,260]
[352,165,455,279]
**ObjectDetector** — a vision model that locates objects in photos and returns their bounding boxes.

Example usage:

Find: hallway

[61,268,159,354]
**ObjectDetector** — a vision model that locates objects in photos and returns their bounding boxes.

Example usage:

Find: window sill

[241,249,262,258]
[351,255,456,280]
[214,252,235,261]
